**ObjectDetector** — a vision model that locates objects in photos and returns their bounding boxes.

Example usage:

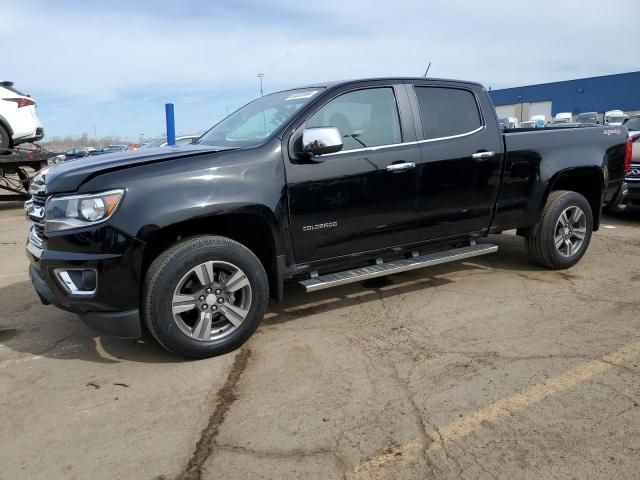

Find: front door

[285,85,422,263]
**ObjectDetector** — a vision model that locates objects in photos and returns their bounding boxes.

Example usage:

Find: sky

[2,0,639,141]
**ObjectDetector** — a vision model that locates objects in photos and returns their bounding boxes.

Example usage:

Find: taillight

[624,137,633,173]
[3,97,35,108]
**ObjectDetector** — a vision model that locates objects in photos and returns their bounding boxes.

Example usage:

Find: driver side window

[306,88,402,152]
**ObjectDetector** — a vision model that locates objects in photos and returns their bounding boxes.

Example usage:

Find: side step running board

[299,243,498,292]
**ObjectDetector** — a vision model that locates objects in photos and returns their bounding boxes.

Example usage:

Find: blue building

[488,71,640,124]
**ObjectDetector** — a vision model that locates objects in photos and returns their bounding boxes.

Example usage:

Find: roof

[300,77,484,90]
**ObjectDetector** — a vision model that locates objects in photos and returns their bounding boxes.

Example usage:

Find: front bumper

[26,224,145,338]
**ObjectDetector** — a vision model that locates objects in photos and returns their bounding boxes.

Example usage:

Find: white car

[141,135,200,148]
[0,81,44,152]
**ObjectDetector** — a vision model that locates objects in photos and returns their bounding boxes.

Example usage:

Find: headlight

[45,189,124,233]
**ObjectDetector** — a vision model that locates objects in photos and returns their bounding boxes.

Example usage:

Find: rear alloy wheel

[553,205,587,258]
[143,235,268,358]
[526,190,593,269]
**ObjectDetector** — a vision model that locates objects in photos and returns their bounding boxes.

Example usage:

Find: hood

[32,144,232,194]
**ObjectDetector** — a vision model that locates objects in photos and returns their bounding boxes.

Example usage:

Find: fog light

[54,268,97,295]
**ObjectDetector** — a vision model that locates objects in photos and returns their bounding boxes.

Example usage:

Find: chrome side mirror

[301,127,343,157]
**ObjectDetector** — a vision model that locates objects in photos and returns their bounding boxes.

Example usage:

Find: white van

[604,110,628,126]
[554,112,572,123]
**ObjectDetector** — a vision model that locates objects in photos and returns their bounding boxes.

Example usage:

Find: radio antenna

[423,62,431,77]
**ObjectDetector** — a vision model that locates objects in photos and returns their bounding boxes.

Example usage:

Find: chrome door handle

[386,161,416,172]
[472,151,495,160]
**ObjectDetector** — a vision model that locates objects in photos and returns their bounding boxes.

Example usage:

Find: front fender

[78,142,290,258]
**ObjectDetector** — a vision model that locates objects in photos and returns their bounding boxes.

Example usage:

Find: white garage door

[495,104,516,119]
[529,101,552,122]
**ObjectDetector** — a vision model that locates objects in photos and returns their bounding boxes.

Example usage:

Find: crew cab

[25,77,631,358]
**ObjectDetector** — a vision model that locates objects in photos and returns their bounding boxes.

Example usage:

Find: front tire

[143,235,269,358]
[525,190,593,269]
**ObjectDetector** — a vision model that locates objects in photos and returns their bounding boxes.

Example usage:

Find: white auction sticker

[285,90,318,101]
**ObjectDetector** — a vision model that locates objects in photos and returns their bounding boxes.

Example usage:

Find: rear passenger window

[306,88,402,151]
[414,87,482,140]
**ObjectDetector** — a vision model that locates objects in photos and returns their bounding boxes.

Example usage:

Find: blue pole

[165,103,176,146]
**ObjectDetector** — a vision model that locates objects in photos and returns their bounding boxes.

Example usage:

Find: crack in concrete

[175,348,252,480]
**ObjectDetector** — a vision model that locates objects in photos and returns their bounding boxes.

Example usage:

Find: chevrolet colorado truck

[25,77,632,358]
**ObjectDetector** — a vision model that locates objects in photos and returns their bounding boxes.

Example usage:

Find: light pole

[256,73,264,96]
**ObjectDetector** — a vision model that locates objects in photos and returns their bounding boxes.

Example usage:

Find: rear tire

[525,190,593,269]
[143,235,269,358]
[0,125,11,155]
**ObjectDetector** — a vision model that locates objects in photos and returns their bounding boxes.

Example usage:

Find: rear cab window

[414,86,483,140]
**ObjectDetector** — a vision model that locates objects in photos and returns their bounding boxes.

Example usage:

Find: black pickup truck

[25,77,632,358]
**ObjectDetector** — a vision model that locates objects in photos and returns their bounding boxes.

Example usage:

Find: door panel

[285,86,421,263]
[411,85,503,238]
[287,145,421,262]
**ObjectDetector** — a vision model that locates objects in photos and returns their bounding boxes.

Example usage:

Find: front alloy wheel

[172,261,252,341]
[143,235,269,358]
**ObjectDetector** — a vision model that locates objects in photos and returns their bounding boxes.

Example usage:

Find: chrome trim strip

[317,125,485,158]
[417,125,485,144]
[319,141,419,157]
[54,268,98,296]
[28,227,43,248]
[26,240,43,259]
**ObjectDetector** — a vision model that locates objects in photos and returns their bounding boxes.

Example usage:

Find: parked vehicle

[576,112,600,125]
[521,118,545,129]
[94,145,129,155]
[0,81,44,153]
[554,112,572,123]
[141,135,200,148]
[498,118,510,129]
[25,77,630,358]
[610,115,640,210]
[604,110,628,126]
[64,148,93,160]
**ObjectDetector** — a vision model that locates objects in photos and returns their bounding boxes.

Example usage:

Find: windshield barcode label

[285,90,318,101]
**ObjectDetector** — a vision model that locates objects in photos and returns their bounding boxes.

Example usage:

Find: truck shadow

[0,198,26,210]
[0,235,556,363]
[602,206,640,225]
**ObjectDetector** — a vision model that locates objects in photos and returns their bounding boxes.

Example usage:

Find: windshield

[198,88,325,148]
[626,118,640,131]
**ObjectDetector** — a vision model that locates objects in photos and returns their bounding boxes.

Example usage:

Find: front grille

[25,193,48,248]
[626,163,640,182]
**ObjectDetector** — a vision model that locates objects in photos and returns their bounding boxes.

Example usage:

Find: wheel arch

[540,167,604,231]
[140,209,286,302]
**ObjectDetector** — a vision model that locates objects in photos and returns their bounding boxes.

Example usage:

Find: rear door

[285,84,422,263]
[409,84,503,238]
